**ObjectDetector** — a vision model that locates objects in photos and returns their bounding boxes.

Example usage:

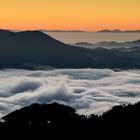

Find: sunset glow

[0,0,140,31]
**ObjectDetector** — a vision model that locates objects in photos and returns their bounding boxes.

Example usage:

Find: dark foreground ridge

[0,29,140,69]
[0,102,139,137]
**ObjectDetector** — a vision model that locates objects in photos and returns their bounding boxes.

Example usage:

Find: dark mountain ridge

[0,29,140,69]
[0,102,139,137]
[0,29,92,69]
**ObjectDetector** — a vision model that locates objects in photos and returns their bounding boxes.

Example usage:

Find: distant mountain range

[40,29,140,33]
[97,29,140,33]
[5,29,140,33]
[1,29,140,69]
[39,29,86,32]
[73,39,140,49]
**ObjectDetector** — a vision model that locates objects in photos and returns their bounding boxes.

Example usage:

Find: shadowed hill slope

[0,29,93,69]
[0,102,139,137]
[0,30,140,69]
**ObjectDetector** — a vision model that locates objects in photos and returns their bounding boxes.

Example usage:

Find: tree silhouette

[0,102,139,138]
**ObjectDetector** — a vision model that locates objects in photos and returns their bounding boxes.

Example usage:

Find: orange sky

[0,0,140,31]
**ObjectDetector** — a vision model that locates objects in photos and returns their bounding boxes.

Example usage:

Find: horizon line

[1,28,140,33]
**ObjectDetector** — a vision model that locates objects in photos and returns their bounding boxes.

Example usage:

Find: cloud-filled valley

[0,68,140,118]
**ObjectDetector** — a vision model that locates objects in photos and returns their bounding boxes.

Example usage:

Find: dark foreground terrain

[0,102,139,138]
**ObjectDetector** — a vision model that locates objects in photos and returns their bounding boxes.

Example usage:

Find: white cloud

[0,68,140,118]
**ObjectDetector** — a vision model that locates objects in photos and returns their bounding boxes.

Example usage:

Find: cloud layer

[0,68,140,118]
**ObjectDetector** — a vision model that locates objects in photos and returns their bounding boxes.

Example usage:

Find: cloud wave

[0,68,140,118]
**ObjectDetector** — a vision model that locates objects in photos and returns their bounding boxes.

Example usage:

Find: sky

[0,0,140,31]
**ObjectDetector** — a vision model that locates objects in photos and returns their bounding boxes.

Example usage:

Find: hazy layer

[46,32,140,44]
[0,69,140,118]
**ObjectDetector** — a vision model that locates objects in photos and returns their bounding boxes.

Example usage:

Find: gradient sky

[0,0,140,31]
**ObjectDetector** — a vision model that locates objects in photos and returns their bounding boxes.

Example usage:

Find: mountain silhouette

[73,39,140,48]
[97,29,140,33]
[0,29,92,69]
[40,29,85,32]
[97,29,122,33]
[1,29,140,69]
[0,102,139,138]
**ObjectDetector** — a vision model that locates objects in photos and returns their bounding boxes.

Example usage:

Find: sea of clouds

[0,68,140,118]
